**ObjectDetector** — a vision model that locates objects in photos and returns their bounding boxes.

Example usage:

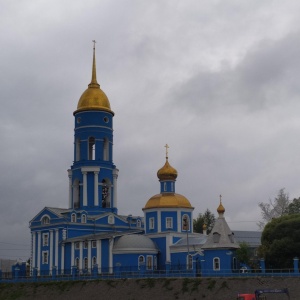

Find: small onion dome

[217,202,225,214]
[203,223,207,230]
[143,193,192,210]
[157,159,178,181]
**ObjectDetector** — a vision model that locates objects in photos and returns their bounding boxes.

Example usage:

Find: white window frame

[92,256,97,266]
[71,213,76,223]
[108,215,114,224]
[42,251,48,264]
[166,217,173,229]
[137,219,141,228]
[84,257,88,269]
[149,217,154,230]
[92,240,97,248]
[213,257,220,271]
[81,214,86,223]
[75,242,80,249]
[138,255,145,270]
[41,215,50,225]
[42,233,49,246]
[75,257,79,269]
[146,256,153,270]
[182,214,190,231]
[187,254,193,270]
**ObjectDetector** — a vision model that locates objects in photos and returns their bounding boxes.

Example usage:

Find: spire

[164,144,169,160]
[89,40,100,88]
[157,144,177,181]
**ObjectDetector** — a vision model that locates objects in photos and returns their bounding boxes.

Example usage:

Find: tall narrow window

[147,256,153,270]
[71,213,76,223]
[164,182,167,191]
[182,214,190,231]
[42,233,49,246]
[42,251,48,264]
[81,214,86,223]
[103,138,109,161]
[84,257,88,270]
[102,179,110,208]
[137,219,141,228]
[75,257,79,269]
[88,137,95,160]
[92,256,97,266]
[73,179,80,209]
[76,139,81,161]
[187,254,193,270]
[213,257,220,271]
[138,255,145,270]
[149,217,154,230]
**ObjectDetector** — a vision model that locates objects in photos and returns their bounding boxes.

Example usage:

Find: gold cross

[219,194,222,203]
[164,144,169,158]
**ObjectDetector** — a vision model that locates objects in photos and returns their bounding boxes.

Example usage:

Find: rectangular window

[92,240,96,248]
[166,217,173,229]
[213,257,220,271]
[42,251,48,264]
[147,256,153,270]
[149,217,154,230]
[84,241,88,249]
[75,242,80,249]
[42,233,49,246]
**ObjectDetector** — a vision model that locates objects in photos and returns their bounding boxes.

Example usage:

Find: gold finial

[217,194,225,214]
[89,40,99,87]
[219,194,222,204]
[164,144,169,159]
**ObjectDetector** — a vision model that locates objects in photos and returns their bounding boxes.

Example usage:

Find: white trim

[32,232,36,269]
[49,230,53,268]
[157,211,161,232]
[71,242,74,268]
[82,171,87,206]
[113,169,119,209]
[79,241,83,271]
[149,217,154,230]
[88,240,92,269]
[61,244,65,273]
[109,238,114,274]
[146,255,153,270]
[166,234,172,262]
[81,166,100,172]
[213,257,220,271]
[42,233,49,246]
[42,251,49,264]
[68,169,72,209]
[55,229,59,268]
[166,217,173,229]
[37,232,41,272]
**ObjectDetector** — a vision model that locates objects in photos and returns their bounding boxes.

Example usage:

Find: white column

[37,232,41,272]
[88,240,92,270]
[68,169,72,209]
[32,232,36,270]
[49,230,53,269]
[61,244,65,274]
[166,234,172,262]
[97,240,101,273]
[109,238,114,274]
[158,211,161,233]
[55,229,59,268]
[177,210,181,231]
[94,171,99,206]
[79,241,83,271]
[112,169,119,209]
[83,171,87,206]
[71,242,74,267]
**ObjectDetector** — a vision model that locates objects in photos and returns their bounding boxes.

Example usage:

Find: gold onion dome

[74,41,114,115]
[217,195,225,214]
[157,158,178,181]
[144,193,192,209]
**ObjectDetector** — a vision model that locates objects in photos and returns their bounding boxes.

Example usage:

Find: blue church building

[29,45,239,278]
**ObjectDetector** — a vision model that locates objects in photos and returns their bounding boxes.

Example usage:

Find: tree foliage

[257,188,290,229]
[236,242,251,265]
[285,197,300,215]
[260,214,300,269]
[193,209,215,234]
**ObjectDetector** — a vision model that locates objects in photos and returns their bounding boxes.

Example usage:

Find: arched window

[137,219,141,228]
[213,257,220,271]
[147,256,153,270]
[84,257,88,270]
[187,254,193,270]
[108,215,114,224]
[41,216,50,225]
[182,214,190,231]
[75,257,79,269]
[92,256,97,266]
[102,179,110,208]
[103,138,109,161]
[73,179,80,209]
[71,213,76,223]
[75,138,81,161]
[81,214,86,223]
[88,137,95,160]
[138,255,145,270]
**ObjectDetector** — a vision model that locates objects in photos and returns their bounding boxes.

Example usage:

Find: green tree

[258,188,290,229]
[261,214,300,269]
[286,197,300,215]
[193,209,215,234]
[236,242,251,265]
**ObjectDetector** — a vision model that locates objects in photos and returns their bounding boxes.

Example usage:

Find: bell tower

[68,42,118,214]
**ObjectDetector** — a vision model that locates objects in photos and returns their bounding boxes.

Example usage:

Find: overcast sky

[1,0,300,260]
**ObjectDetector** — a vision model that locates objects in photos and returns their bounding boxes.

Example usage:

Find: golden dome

[74,43,114,115]
[157,159,178,181]
[143,193,193,210]
[217,195,225,214]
